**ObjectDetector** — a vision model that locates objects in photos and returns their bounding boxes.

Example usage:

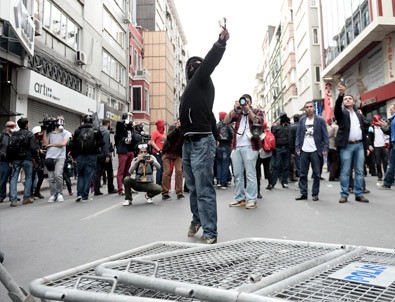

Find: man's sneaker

[81,197,93,203]
[56,194,64,202]
[22,198,34,205]
[198,236,217,244]
[69,191,74,196]
[177,194,185,200]
[379,184,391,190]
[188,222,201,237]
[94,192,103,196]
[355,195,369,203]
[229,200,245,207]
[216,183,222,188]
[245,201,257,209]
[131,189,138,194]
[282,183,289,189]
[162,194,172,201]
[48,195,56,203]
[220,186,228,190]
[123,199,132,206]
[118,191,125,196]
[75,196,82,202]
[145,194,153,204]
[339,196,348,203]
[10,201,17,207]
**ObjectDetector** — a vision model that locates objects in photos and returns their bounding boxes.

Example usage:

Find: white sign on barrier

[329,262,395,287]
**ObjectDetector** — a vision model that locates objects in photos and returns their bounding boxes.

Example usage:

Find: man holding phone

[179,23,229,244]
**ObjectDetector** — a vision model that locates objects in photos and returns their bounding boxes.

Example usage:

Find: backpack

[217,122,231,141]
[77,127,96,154]
[6,131,28,160]
[263,130,276,151]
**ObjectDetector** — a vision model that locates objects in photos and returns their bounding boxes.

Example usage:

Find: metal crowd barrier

[96,238,351,301]
[29,238,395,302]
[29,241,199,302]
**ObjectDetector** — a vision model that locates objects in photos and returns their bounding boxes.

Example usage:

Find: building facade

[320,0,395,121]
[0,0,130,131]
[136,0,186,132]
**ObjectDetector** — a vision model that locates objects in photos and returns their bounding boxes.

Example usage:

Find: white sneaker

[145,194,153,204]
[56,194,64,202]
[48,195,56,203]
[123,200,132,206]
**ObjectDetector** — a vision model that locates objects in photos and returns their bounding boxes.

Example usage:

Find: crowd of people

[1,26,394,246]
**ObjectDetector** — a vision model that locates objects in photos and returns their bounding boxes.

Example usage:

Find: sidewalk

[16,177,77,196]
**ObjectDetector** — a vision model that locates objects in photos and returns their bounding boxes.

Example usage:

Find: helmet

[32,126,42,135]
[83,115,93,124]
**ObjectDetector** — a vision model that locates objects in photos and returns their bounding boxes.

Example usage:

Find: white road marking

[81,203,121,221]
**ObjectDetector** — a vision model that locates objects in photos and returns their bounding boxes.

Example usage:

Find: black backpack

[77,127,96,153]
[6,131,28,160]
[217,122,231,142]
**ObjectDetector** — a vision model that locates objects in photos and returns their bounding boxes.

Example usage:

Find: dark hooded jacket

[179,38,226,136]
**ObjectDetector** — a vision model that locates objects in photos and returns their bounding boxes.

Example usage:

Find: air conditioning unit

[34,18,42,36]
[76,50,87,65]
[124,12,132,24]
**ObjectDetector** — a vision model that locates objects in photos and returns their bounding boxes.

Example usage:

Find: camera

[239,97,247,107]
[39,115,58,132]
[143,155,151,161]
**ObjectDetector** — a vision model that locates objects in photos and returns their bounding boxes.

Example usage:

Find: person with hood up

[149,119,166,185]
[179,25,229,244]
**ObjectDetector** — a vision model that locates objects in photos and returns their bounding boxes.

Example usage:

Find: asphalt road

[0,172,394,300]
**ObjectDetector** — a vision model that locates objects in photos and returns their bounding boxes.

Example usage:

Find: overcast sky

[173,0,281,118]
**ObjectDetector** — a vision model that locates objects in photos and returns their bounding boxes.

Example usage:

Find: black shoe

[355,195,369,203]
[312,195,319,201]
[282,183,289,189]
[363,189,370,194]
[257,193,262,199]
[198,236,217,244]
[94,192,103,196]
[295,194,307,200]
[108,189,118,194]
[34,193,45,199]
[162,194,172,201]
[377,177,383,181]
[188,222,201,237]
[177,194,186,200]
[266,184,273,190]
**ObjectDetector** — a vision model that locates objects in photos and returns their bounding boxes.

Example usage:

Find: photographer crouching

[42,115,71,203]
[122,143,162,206]
[224,94,264,209]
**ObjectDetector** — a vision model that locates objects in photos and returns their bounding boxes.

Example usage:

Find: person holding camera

[122,143,162,206]
[42,115,71,203]
[94,118,117,195]
[224,94,264,209]
[179,25,229,244]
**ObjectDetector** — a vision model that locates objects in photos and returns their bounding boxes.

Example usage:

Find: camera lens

[239,97,247,106]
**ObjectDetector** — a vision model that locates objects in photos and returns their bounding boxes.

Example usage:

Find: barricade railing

[29,241,198,302]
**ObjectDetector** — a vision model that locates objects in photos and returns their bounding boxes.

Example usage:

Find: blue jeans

[182,135,217,239]
[272,147,291,185]
[9,160,33,201]
[299,151,321,196]
[339,143,365,198]
[47,158,65,197]
[0,161,12,200]
[231,145,258,203]
[216,144,231,186]
[383,143,395,187]
[76,155,97,199]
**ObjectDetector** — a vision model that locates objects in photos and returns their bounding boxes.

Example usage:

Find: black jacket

[334,94,369,149]
[179,40,226,136]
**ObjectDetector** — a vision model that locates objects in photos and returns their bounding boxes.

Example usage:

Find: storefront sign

[17,69,96,115]
[329,262,395,287]
[104,104,122,122]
